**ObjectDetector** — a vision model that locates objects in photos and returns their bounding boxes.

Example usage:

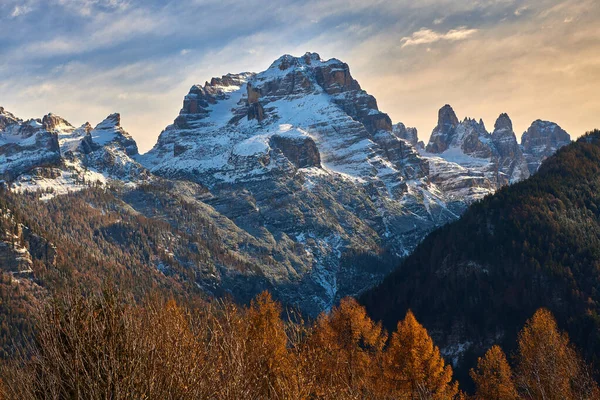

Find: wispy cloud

[11,4,33,17]
[401,27,478,48]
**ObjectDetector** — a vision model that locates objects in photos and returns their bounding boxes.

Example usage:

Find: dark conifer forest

[362,130,600,385]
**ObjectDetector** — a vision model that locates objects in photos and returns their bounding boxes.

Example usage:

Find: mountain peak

[438,104,459,128]
[42,113,73,131]
[0,107,20,130]
[425,105,460,153]
[266,52,342,73]
[95,113,121,129]
[269,52,321,70]
[494,113,513,132]
[521,119,571,174]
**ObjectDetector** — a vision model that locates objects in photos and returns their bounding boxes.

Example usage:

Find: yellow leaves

[384,310,459,399]
[515,308,599,400]
[3,290,599,400]
[307,298,388,397]
[470,345,517,400]
[471,308,599,400]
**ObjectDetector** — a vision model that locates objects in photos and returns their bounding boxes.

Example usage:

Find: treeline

[0,290,597,399]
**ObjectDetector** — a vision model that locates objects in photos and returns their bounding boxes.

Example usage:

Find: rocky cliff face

[393,123,421,149]
[0,109,61,181]
[521,120,571,173]
[426,105,461,154]
[491,113,529,185]
[0,207,56,276]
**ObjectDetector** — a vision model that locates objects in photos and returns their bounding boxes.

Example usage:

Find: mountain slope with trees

[362,129,600,378]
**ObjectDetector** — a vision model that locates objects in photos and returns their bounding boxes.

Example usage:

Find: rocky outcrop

[393,123,419,147]
[372,130,428,179]
[0,242,32,273]
[424,105,529,187]
[521,120,571,174]
[426,105,460,153]
[425,105,492,158]
[0,109,61,181]
[270,135,321,168]
[42,113,72,132]
[0,209,56,275]
[91,113,139,157]
[0,107,20,130]
[491,113,529,184]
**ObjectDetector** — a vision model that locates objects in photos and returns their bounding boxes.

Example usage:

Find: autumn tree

[384,310,459,399]
[308,297,387,398]
[243,291,295,398]
[470,345,518,400]
[515,308,599,400]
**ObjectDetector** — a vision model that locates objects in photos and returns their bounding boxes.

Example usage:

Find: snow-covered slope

[0,108,61,181]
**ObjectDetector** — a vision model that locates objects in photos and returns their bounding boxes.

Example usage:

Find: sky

[1,0,599,152]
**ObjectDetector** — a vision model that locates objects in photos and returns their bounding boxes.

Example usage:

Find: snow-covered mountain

[420,105,570,203]
[423,105,529,189]
[1,109,150,197]
[0,108,61,182]
[140,52,469,312]
[0,52,571,315]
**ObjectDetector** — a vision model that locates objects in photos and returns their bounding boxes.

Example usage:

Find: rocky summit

[424,105,529,189]
[0,53,572,315]
[521,120,571,174]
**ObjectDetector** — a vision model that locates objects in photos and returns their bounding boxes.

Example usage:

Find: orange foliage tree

[515,308,599,400]
[308,297,387,398]
[470,345,518,400]
[384,310,459,399]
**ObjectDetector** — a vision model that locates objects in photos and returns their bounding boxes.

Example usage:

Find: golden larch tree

[308,297,387,398]
[384,310,459,399]
[515,308,599,400]
[244,291,294,398]
[470,345,518,400]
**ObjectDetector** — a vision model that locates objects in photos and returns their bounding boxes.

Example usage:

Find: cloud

[11,4,33,17]
[514,6,529,16]
[401,27,478,48]
[54,0,131,15]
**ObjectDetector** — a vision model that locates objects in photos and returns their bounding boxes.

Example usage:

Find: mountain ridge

[0,52,573,315]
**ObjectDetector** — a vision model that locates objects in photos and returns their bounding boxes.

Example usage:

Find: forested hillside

[0,182,273,357]
[362,130,600,379]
